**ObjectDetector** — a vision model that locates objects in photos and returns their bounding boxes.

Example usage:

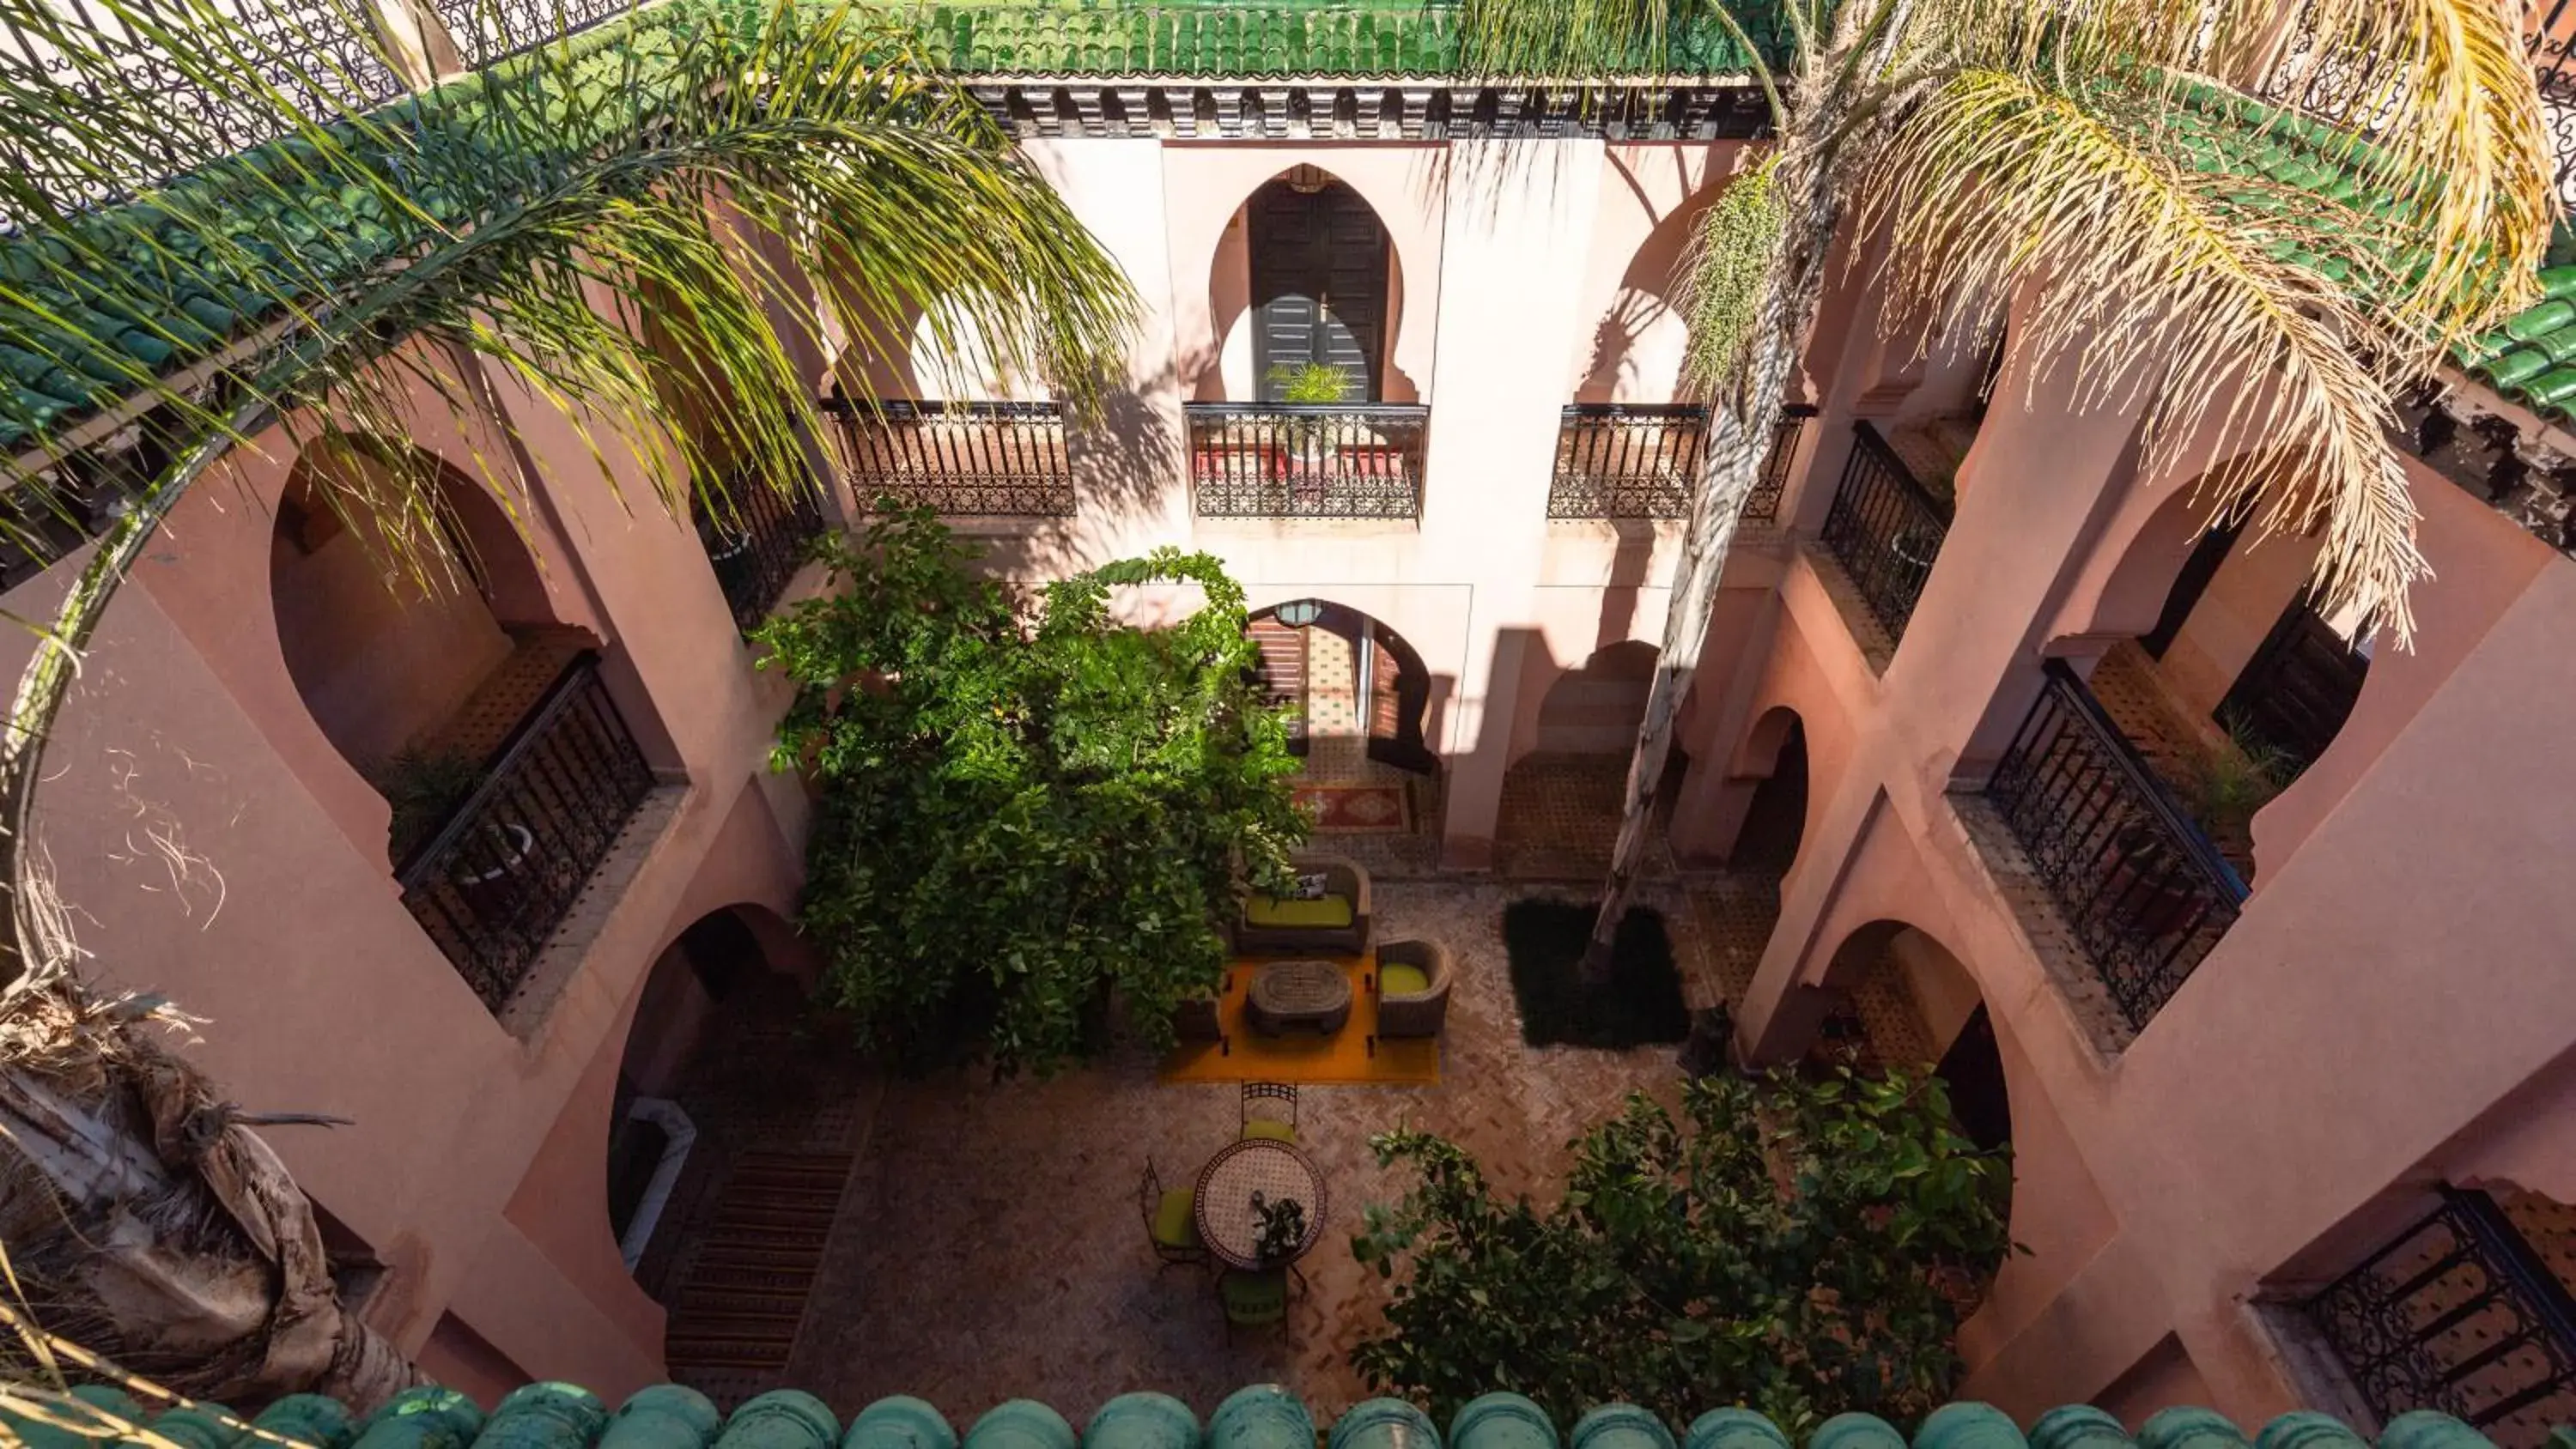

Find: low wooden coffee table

[1245,959,1352,1036]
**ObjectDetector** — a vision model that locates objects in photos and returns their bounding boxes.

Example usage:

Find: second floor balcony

[1549,402,1816,523]
[1984,658,2251,1034]
[696,472,828,631]
[1185,402,1429,520]
[396,649,658,1016]
[823,397,1076,518]
[1820,420,1954,646]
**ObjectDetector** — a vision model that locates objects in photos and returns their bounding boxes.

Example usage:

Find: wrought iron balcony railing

[0,0,405,217]
[823,397,1076,518]
[1744,403,1818,524]
[696,472,828,631]
[428,0,635,70]
[1820,420,1951,645]
[2304,1187,2576,1448]
[1186,403,1428,520]
[1546,403,1816,523]
[1551,403,1708,518]
[1984,658,2249,1034]
[397,652,656,1016]
[2535,7,2576,215]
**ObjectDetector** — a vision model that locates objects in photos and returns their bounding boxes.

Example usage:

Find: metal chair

[1217,1265,1300,1344]
[1241,1082,1298,1143]
[1139,1160,1206,1268]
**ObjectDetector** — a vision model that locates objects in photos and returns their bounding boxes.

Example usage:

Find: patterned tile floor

[2086,642,2258,870]
[1494,753,1677,882]
[781,881,1708,1423]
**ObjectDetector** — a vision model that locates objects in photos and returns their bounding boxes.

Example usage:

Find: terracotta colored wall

[1709,245,2576,1431]
[270,494,513,775]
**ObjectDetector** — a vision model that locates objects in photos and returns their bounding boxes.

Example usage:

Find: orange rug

[1160,955,1440,1086]
[1291,782,1413,834]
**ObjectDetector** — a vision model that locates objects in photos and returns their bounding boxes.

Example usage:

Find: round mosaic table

[1246,958,1352,1035]
[1193,1137,1329,1271]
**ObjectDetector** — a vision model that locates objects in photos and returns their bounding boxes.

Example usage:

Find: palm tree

[0,0,1131,1404]
[1483,0,2556,975]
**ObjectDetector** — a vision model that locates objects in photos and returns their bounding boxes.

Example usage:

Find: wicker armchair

[1373,937,1452,1039]
[1233,855,1372,956]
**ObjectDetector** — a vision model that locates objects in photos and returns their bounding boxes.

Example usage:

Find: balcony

[397,652,657,1016]
[1819,421,1953,645]
[1984,658,2249,1034]
[1186,403,1428,520]
[2304,1186,2576,1447]
[821,398,1075,518]
[1547,403,1817,523]
[696,474,827,631]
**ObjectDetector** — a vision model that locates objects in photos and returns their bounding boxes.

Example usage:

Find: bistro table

[1193,1137,1329,1271]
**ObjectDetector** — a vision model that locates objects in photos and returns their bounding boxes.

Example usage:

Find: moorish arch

[269,433,562,785]
[1573,175,1725,403]
[1247,597,1437,775]
[1199,164,1421,403]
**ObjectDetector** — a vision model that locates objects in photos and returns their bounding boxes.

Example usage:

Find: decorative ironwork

[696,471,827,631]
[428,0,635,69]
[2305,1187,2576,1448]
[1547,403,1816,523]
[397,652,655,1016]
[1186,403,1427,519]
[1819,421,1951,644]
[1744,403,1817,524]
[823,397,1075,518]
[0,0,404,215]
[1551,403,1707,518]
[1984,659,2249,1034]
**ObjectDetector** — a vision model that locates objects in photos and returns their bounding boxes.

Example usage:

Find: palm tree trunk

[1579,3,1916,979]
[0,396,422,1406]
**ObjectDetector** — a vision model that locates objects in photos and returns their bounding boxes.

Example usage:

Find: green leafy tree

[756,506,1308,1074]
[0,0,1129,1406]
[1351,1070,2015,1434]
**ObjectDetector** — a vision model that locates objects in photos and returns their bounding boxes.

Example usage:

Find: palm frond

[1935,0,2550,353]
[1856,67,2429,641]
[0,0,1137,981]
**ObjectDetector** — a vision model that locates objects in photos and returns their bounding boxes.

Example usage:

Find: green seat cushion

[1220,1270,1287,1318]
[1379,962,1429,997]
[1151,1189,1199,1247]
[1242,1119,1297,1144]
[1245,894,1354,930]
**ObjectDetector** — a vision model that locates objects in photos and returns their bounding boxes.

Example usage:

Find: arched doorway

[1249,598,1436,774]
[1247,167,1394,402]
[1733,707,1809,876]
[2055,457,2369,881]
[1812,921,2012,1161]
[1498,641,1676,879]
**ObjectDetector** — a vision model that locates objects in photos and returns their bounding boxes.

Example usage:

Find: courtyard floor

[646,871,1934,1424]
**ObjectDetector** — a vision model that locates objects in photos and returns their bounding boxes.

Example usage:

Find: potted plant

[1267,361,1351,470]
[370,745,483,863]
[1250,1189,1308,1268]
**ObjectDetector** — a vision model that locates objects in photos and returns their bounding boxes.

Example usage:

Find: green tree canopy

[1352,1070,2016,1434]
[755,506,1309,1074]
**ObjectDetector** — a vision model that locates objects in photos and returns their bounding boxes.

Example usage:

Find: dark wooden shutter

[1249,180,1388,401]
[2216,594,2368,779]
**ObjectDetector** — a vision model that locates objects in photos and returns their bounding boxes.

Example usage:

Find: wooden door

[2217,593,2368,778]
[1249,179,1388,401]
